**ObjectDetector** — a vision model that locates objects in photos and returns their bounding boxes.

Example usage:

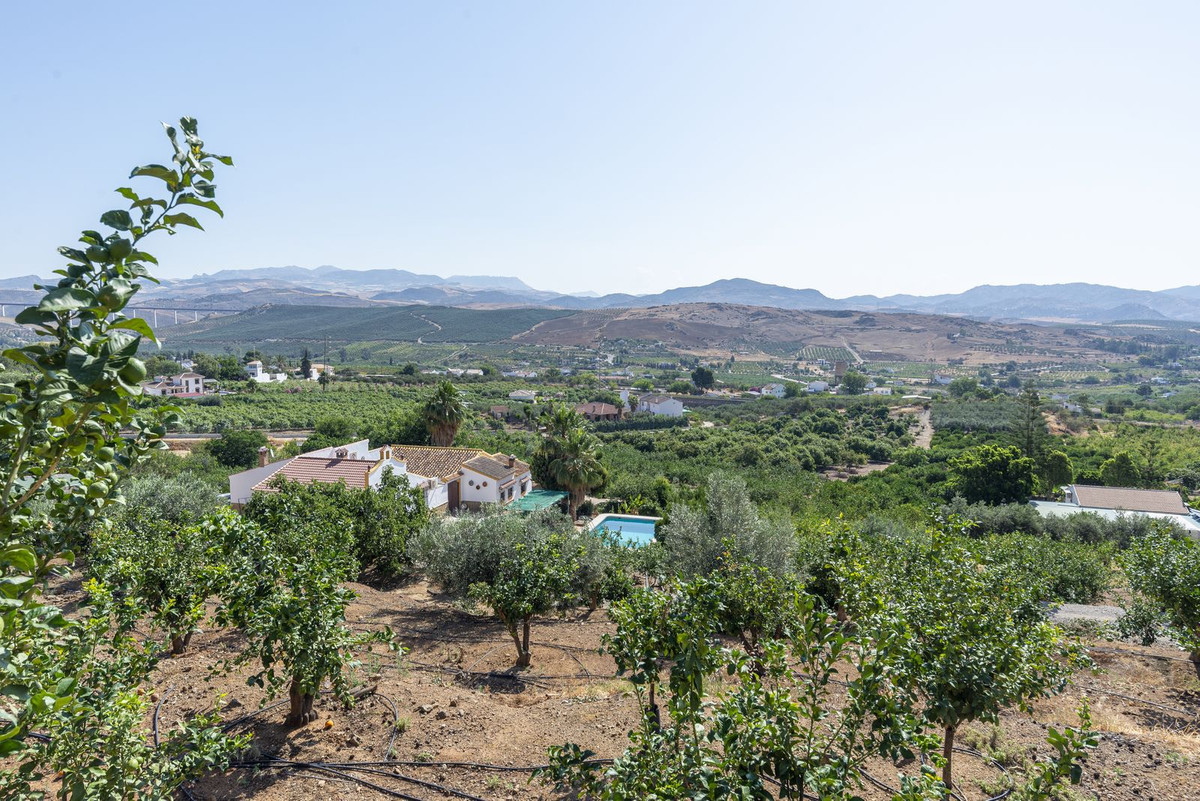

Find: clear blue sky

[4,2,1199,296]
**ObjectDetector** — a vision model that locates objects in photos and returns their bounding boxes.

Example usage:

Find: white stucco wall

[229,458,295,505]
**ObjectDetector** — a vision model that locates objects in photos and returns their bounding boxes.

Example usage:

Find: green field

[165,305,576,348]
[798,345,856,362]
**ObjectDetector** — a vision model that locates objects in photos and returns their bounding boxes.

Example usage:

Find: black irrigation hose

[1088,644,1200,664]
[236,756,488,801]
[233,756,426,801]
[283,757,616,772]
[1084,687,1199,719]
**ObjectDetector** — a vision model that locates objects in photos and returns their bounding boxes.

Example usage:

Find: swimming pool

[589,513,661,547]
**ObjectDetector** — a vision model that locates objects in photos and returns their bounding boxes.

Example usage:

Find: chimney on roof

[258,446,270,468]
[507,454,516,468]
[335,447,348,459]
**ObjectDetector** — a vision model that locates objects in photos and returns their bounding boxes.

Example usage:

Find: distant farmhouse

[637,394,685,417]
[229,440,536,513]
[508,389,538,402]
[142,372,206,397]
[575,401,620,422]
[1030,484,1200,535]
[246,360,288,383]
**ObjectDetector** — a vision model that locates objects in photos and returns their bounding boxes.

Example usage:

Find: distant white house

[637,394,685,417]
[142,372,206,397]
[246,360,288,383]
[932,374,953,386]
[759,383,787,399]
[806,381,830,394]
[508,389,538,402]
[872,386,893,396]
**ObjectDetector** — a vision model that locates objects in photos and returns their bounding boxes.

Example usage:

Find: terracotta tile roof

[463,454,531,481]
[390,445,488,481]
[252,455,373,492]
[576,402,619,416]
[1069,485,1187,515]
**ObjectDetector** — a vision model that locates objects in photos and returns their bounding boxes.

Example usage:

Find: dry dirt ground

[36,577,1200,800]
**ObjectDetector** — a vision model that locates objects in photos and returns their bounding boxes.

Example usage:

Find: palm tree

[548,427,607,518]
[422,381,467,446]
[540,403,585,439]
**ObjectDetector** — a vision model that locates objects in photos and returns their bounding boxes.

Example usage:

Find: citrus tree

[0,117,245,795]
[832,520,1087,790]
[1121,524,1200,661]
[209,509,393,725]
[90,517,213,654]
[541,572,930,799]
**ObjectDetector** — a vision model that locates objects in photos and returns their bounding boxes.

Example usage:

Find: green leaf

[129,164,178,186]
[57,246,89,263]
[66,348,105,386]
[109,318,158,344]
[178,194,224,217]
[162,212,204,231]
[14,307,55,325]
[212,154,234,166]
[100,209,133,231]
[38,287,96,313]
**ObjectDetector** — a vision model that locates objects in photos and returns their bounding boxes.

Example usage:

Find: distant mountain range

[3,265,1198,323]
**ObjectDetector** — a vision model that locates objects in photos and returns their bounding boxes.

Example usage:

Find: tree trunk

[647,683,661,730]
[169,631,193,655]
[516,618,532,668]
[285,678,318,726]
[942,723,956,790]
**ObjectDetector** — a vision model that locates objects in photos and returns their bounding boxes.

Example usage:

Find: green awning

[507,489,569,512]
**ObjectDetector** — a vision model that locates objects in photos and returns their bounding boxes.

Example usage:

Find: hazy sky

[3,2,1199,297]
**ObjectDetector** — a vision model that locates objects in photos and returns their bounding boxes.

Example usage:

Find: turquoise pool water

[592,515,658,547]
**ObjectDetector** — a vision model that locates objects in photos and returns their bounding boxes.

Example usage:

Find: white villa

[229,440,533,513]
[142,372,206,397]
[508,389,538,402]
[637,394,685,417]
[759,383,787,399]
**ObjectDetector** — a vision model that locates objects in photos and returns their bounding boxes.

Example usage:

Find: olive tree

[660,472,795,577]
[415,510,588,667]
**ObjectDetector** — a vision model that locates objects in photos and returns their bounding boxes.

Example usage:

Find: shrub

[660,472,795,578]
[206,429,269,469]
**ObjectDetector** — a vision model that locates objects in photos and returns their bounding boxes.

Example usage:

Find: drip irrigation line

[286,757,615,772]
[374,690,401,759]
[1088,644,1199,664]
[233,757,425,800]
[1085,688,1199,719]
[233,755,489,801]
[152,686,173,747]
